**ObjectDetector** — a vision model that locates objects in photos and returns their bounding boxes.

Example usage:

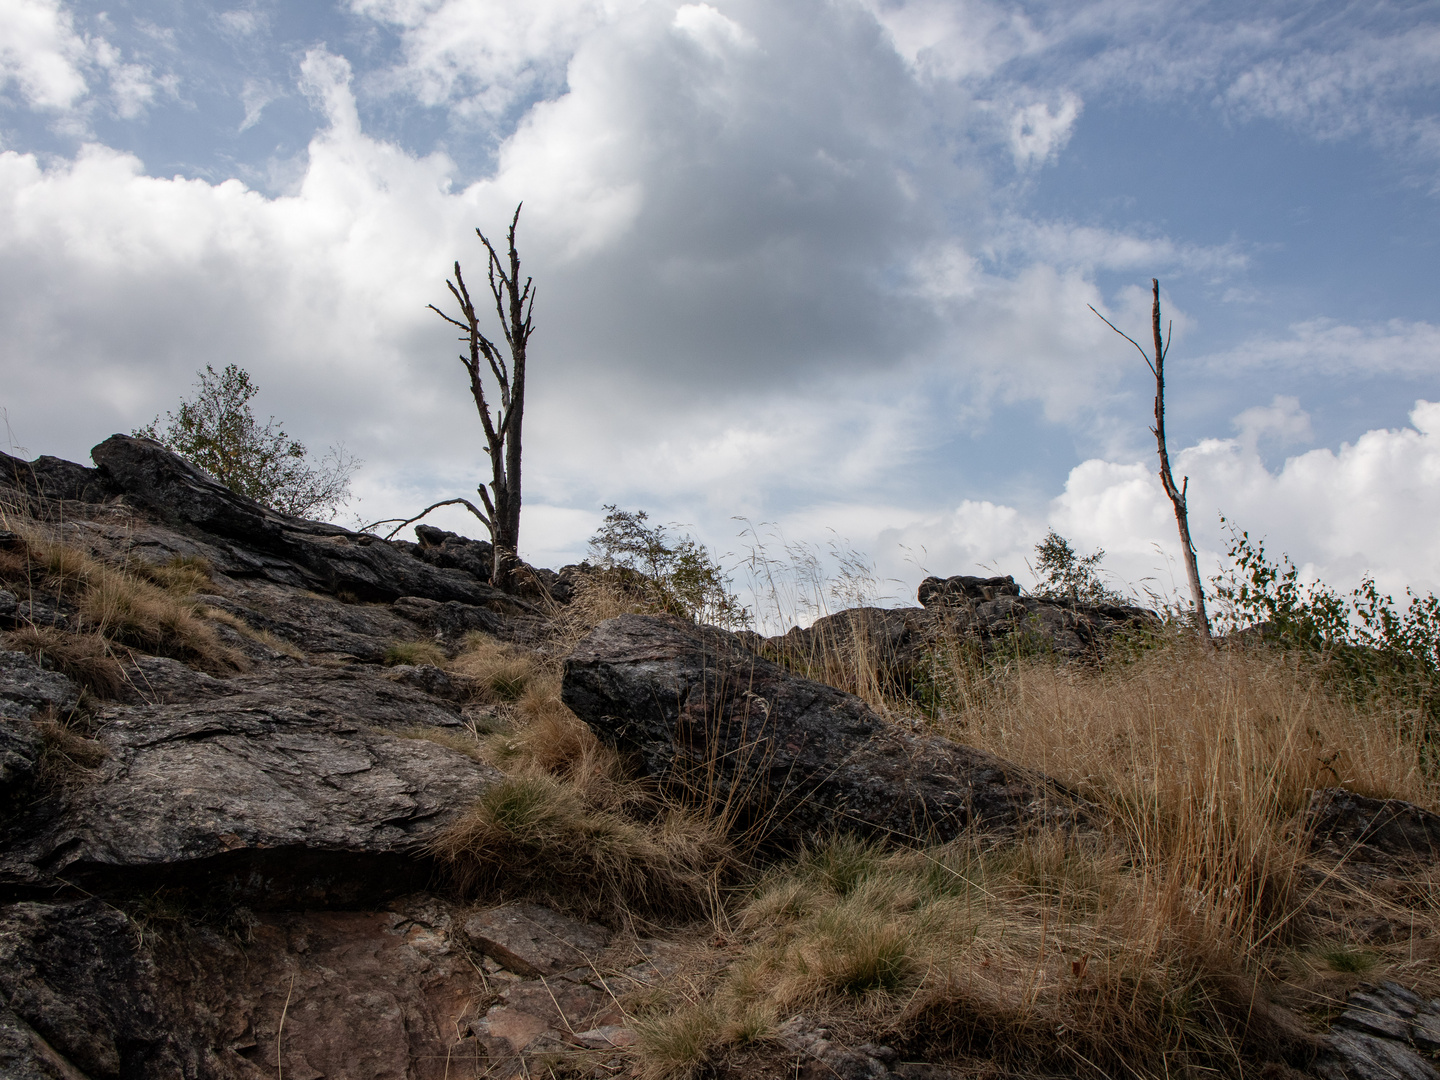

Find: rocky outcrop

[1315,981,1440,1080]
[2,673,499,905]
[90,435,524,607]
[3,436,1437,1080]
[562,614,1088,848]
[0,892,663,1080]
[1306,788,1440,864]
[764,574,1160,704]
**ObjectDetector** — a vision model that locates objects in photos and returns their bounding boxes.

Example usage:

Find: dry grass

[624,635,1440,1078]
[430,628,739,924]
[0,523,244,674]
[383,638,448,667]
[392,724,489,762]
[35,717,107,789]
[542,572,665,658]
[131,554,214,595]
[204,608,307,659]
[3,625,127,698]
[448,632,536,702]
[431,769,731,924]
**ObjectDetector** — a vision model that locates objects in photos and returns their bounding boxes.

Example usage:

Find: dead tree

[366,206,535,587]
[1090,280,1212,640]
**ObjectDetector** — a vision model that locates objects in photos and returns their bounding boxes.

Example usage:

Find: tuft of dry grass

[3,625,127,698]
[383,638,448,667]
[940,638,1436,957]
[35,717,107,789]
[430,629,740,924]
[448,632,536,702]
[625,634,1440,1078]
[204,608,306,659]
[430,769,731,923]
[542,572,666,658]
[392,724,488,762]
[0,524,244,674]
[131,554,214,596]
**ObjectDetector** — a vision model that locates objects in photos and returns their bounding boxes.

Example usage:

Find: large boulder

[764,578,1160,702]
[2,695,501,906]
[0,449,116,505]
[561,614,1087,848]
[89,435,529,608]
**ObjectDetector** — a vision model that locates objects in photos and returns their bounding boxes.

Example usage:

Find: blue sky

[2,0,1439,621]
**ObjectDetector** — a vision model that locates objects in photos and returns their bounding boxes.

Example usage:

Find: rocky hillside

[2,436,1438,1080]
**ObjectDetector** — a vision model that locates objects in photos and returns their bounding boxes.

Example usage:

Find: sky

[1,0,1439,626]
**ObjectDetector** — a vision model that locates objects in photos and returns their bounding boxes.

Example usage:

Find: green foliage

[136,364,358,520]
[1212,516,1440,725]
[1031,529,1127,605]
[588,505,750,629]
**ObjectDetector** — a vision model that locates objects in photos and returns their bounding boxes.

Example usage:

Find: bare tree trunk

[425,205,536,588]
[1091,280,1212,640]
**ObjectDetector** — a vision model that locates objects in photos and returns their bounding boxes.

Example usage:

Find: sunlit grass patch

[383,638,448,667]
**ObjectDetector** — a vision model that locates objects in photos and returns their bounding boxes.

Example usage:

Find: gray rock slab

[0,720,44,812]
[90,434,522,606]
[562,615,1089,849]
[462,903,612,977]
[1307,788,1440,862]
[202,578,429,662]
[0,651,78,721]
[1314,980,1440,1080]
[0,900,183,1080]
[118,656,239,705]
[5,704,500,905]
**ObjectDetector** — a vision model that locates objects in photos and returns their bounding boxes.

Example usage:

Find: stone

[119,656,238,705]
[0,450,115,505]
[1316,1030,1439,1080]
[462,902,612,977]
[384,663,477,701]
[2,703,501,905]
[917,574,1021,605]
[1313,980,1440,1080]
[1307,788,1440,862]
[0,900,188,1080]
[393,594,509,640]
[414,524,495,581]
[777,1016,900,1079]
[89,435,521,606]
[0,651,79,721]
[562,614,1089,848]
[0,720,44,813]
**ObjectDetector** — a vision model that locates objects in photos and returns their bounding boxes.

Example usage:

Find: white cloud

[1202,317,1440,377]
[350,0,623,122]
[861,0,1044,81]
[1233,394,1311,452]
[673,3,756,55]
[239,78,275,132]
[863,401,1440,611]
[217,8,266,38]
[0,0,89,110]
[864,1,1440,172]
[0,0,169,123]
[1007,92,1080,169]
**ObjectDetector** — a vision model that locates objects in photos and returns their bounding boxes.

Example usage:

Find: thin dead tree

[1090,279,1212,640]
[366,205,535,587]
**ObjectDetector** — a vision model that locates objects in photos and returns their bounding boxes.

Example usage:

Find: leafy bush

[588,505,749,628]
[1031,529,1127,605]
[136,364,358,520]
[1212,517,1440,725]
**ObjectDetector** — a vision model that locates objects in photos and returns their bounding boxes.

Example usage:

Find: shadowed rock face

[90,435,526,608]
[2,704,501,907]
[562,614,1089,848]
